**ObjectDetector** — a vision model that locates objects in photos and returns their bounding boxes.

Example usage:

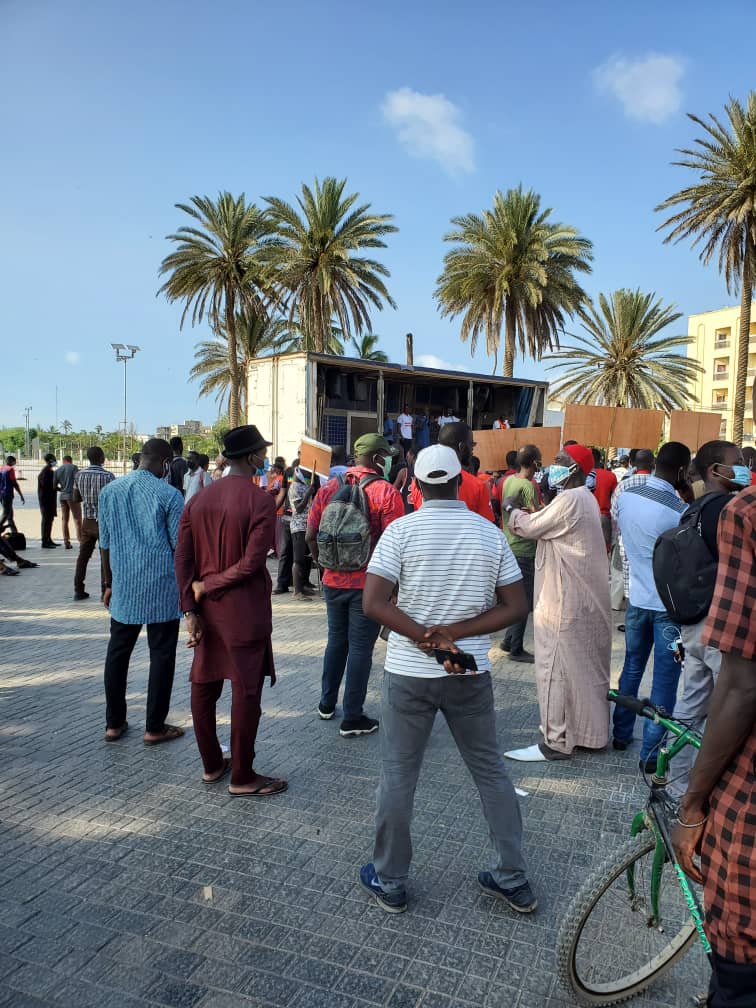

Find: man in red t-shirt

[409,422,495,520]
[0,455,25,534]
[307,433,405,738]
[590,448,618,550]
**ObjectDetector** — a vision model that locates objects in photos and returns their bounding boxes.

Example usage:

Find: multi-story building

[155,420,205,440]
[687,304,756,444]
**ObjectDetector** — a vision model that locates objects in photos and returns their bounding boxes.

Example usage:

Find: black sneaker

[612,737,633,751]
[478,872,537,913]
[317,703,335,720]
[272,587,290,595]
[340,716,379,738]
[500,638,511,652]
[73,592,90,601]
[359,863,407,914]
[508,650,535,664]
[639,757,658,774]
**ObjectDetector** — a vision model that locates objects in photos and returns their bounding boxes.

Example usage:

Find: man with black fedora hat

[175,424,287,797]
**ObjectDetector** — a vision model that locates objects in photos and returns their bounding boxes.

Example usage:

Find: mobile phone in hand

[434,648,478,671]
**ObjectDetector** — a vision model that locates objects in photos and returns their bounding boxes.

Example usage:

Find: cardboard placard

[297,436,332,481]
[668,411,723,450]
[563,404,664,450]
[473,427,563,471]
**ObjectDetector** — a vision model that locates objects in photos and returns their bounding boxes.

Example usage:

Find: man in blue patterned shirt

[98,438,185,745]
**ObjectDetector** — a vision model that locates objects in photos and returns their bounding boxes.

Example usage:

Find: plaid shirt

[699,488,756,963]
[74,465,115,521]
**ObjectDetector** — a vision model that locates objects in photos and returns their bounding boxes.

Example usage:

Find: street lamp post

[24,406,32,457]
[111,344,140,467]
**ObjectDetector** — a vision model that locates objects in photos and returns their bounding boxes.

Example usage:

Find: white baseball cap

[414,445,462,484]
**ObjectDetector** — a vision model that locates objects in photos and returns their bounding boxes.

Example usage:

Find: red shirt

[308,466,405,590]
[409,469,495,521]
[593,467,618,517]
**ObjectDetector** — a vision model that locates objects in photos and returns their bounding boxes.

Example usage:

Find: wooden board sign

[473,427,563,472]
[668,411,723,450]
[297,436,332,481]
[563,404,664,450]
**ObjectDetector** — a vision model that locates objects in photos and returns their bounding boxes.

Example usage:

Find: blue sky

[2,0,755,435]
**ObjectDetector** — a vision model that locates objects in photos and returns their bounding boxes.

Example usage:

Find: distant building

[687,304,756,443]
[155,420,205,440]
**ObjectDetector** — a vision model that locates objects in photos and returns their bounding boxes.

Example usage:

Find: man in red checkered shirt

[674,387,756,1006]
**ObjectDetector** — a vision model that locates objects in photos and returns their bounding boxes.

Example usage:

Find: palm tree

[190,312,296,415]
[547,289,703,412]
[656,93,756,443]
[95,424,103,437]
[62,420,72,435]
[435,186,593,377]
[158,192,268,426]
[260,176,398,353]
[350,333,389,362]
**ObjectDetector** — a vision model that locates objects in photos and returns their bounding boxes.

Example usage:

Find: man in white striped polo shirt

[360,444,535,915]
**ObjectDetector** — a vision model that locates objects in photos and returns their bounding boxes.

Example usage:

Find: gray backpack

[316,474,380,572]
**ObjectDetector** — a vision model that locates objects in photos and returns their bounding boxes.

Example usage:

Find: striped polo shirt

[367,500,522,677]
[98,470,184,624]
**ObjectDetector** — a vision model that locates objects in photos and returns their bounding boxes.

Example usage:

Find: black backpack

[316,474,381,572]
[652,493,729,625]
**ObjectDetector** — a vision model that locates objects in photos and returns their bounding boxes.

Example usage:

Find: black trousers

[503,554,535,655]
[104,618,179,733]
[0,495,16,533]
[276,518,293,590]
[708,951,756,1007]
[40,507,55,544]
[291,529,312,592]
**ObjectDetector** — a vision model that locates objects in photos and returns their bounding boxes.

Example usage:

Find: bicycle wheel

[556,832,699,1006]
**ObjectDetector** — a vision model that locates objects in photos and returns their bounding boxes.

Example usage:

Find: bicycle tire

[556,832,698,1006]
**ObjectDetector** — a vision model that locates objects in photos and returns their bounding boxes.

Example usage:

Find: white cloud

[382,87,475,176]
[593,53,685,124]
[416,354,471,373]
[65,351,80,365]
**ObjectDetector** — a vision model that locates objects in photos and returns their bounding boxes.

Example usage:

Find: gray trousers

[373,671,528,892]
[667,619,722,800]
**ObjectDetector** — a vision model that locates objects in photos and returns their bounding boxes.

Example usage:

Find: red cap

[564,443,594,476]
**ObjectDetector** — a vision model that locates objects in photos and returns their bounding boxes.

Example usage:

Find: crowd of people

[2,386,755,1005]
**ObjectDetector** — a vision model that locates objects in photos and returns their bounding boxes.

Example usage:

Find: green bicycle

[556,690,712,1006]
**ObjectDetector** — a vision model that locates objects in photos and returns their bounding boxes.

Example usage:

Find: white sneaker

[504,744,548,762]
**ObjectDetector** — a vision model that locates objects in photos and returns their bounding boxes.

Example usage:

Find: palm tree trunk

[226,286,241,428]
[503,301,516,377]
[732,237,753,445]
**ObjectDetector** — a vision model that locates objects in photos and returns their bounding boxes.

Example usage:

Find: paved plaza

[1,504,708,1008]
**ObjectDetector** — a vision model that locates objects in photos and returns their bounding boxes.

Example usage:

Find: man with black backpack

[306,433,405,737]
[652,440,749,801]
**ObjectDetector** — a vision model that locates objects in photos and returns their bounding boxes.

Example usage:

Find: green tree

[435,185,593,376]
[158,192,268,427]
[260,176,397,353]
[62,420,72,435]
[656,93,756,443]
[95,424,103,437]
[547,289,703,411]
[190,312,296,415]
[350,333,389,362]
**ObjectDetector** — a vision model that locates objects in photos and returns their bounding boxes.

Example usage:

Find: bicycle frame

[608,690,712,958]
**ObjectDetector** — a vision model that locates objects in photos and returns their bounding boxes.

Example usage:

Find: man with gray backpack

[306,433,405,737]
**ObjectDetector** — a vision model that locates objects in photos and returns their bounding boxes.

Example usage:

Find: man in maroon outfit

[174,424,287,798]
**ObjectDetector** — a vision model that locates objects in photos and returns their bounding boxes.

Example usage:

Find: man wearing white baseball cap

[359,444,534,915]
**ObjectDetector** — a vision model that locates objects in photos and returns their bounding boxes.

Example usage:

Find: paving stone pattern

[1,504,708,1007]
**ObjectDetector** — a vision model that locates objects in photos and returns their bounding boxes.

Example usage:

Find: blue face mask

[547,464,574,488]
[729,464,752,487]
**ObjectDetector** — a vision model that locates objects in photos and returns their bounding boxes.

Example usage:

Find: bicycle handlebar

[608,691,656,717]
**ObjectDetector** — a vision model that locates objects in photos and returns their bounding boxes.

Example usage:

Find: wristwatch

[182,610,197,617]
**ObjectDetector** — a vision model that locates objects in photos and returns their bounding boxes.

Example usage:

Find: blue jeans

[613,604,681,761]
[321,586,381,720]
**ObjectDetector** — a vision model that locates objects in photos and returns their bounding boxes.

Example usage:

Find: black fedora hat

[222,424,273,459]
